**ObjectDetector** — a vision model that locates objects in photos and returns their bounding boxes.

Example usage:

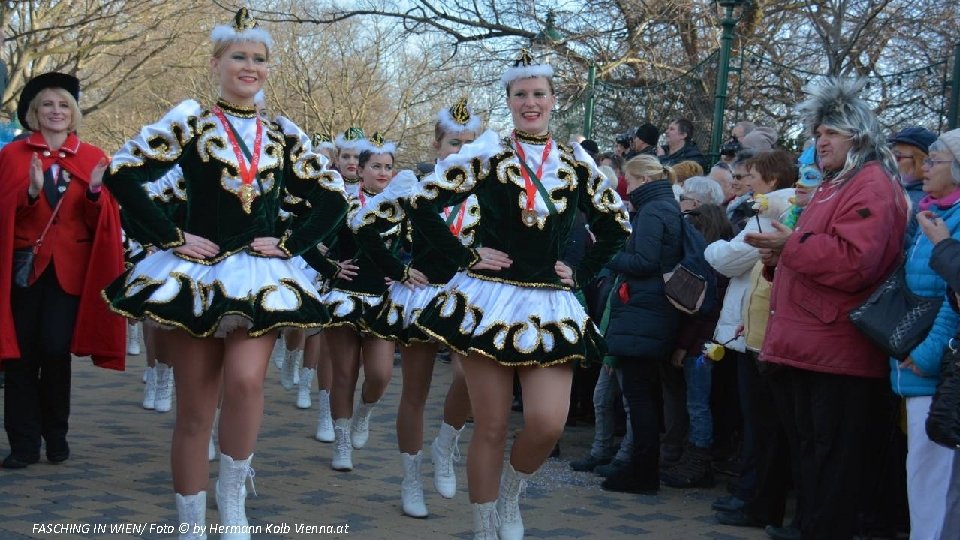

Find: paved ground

[0,346,767,539]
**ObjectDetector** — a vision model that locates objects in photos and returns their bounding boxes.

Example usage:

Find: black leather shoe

[2,454,40,469]
[47,449,69,464]
[46,441,69,464]
[712,495,746,512]
[570,454,611,472]
[594,459,630,478]
[600,474,658,495]
[765,525,801,540]
[716,509,764,528]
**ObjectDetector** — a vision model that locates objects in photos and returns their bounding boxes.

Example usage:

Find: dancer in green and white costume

[102,9,348,540]
[407,51,631,539]
[351,98,482,518]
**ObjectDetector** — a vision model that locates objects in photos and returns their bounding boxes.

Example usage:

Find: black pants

[659,356,687,455]
[618,356,663,482]
[790,368,873,540]
[4,268,79,459]
[743,359,802,527]
[731,351,761,500]
[710,348,742,461]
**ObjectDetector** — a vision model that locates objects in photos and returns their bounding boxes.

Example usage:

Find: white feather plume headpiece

[312,132,336,151]
[363,132,397,155]
[437,97,483,136]
[211,7,273,49]
[500,48,554,88]
[335,127,368,153]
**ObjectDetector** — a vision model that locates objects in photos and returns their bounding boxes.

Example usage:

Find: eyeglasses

[679,195,701,204]
[923,158,953,167]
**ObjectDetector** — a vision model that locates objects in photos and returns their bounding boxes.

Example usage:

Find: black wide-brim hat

[17,72,81,129]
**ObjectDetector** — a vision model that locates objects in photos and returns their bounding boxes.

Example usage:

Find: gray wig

[796,78,898,185]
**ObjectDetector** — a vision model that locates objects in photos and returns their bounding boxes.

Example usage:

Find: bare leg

[442,353,472,429]
[217,330,274,458]
[143,324,157,368]
[303,331,326,370]
[459,354,514,503]
[511,363,574,473]
[359,336,395,405]
[169,330,223,494]
[327,326,362,419]
[283,328,306,352]
[316,334,333,392]
[397,342,439,454]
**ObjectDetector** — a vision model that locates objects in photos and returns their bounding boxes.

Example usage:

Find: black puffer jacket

[604,179,683,359]
[660,141,707,171]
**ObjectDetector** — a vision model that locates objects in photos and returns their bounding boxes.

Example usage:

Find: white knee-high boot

[497,463,532,540]
[175,491,207,540]
[314,390,335,442]
[216,453,256,540]
[430,421,464,498]
[401,451,428,518]
[154,362,174,413]
[142,366,157,409]
[472,501,499,540]
[297,367,315,409]
[331,419,353,471]
[351,399,378,449]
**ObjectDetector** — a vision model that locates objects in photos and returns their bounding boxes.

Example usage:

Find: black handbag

[10,193,65,288]
[11,248,34,288]
[926,334,960,449]
[848,264,940,360]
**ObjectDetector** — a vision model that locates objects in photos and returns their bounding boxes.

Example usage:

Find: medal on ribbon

[513,134,554,227]
[213,107,263,214]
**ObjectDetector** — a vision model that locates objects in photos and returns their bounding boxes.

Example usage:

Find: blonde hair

[671,160,703,184]
[26,88,81,132]
[623,154,676,184]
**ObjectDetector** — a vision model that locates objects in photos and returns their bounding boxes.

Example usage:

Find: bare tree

[249,0,957,149]
[1,1,217,149]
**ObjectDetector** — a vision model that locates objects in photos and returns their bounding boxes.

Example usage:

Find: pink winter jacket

[761,161,907,378]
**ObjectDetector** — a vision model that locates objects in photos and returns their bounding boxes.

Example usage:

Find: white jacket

[705,189,794,353]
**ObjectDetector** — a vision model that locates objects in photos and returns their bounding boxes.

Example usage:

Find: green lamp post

[709,0,747,164]
[530,10,562,64]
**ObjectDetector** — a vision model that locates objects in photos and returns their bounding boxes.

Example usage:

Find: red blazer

[0,132,126,370]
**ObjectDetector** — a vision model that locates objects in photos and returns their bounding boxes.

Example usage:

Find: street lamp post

[584,63,597,139]
[530,10,562,65]
[709,0,746,164]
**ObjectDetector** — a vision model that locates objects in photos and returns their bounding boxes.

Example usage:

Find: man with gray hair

[744,78,907,540]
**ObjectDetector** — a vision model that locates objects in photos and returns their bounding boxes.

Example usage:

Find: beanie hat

[580,139,599,155]
[740,127,777,153]
[940,129,960,163]
[635,123,659,147]
[888,126,937,154]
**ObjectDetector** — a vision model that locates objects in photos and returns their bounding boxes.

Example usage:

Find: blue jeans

[590,367,633,462]
[684,356,713,448]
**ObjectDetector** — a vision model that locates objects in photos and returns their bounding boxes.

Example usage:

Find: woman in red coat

[0,72,125,469]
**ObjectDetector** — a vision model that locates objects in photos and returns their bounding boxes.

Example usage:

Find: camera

[720,137,741,157]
